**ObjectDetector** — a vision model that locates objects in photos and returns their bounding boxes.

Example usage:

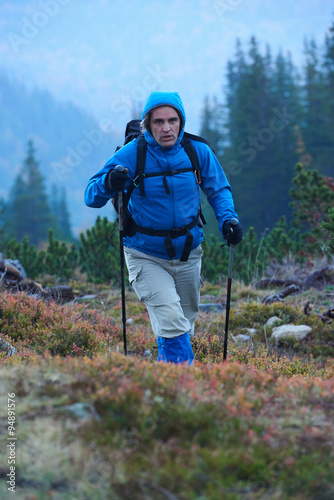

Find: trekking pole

[115,165,128,356]
[223,243,234,362]
[223,218,238,362]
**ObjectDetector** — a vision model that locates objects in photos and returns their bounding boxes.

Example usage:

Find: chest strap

[141,167,194,194]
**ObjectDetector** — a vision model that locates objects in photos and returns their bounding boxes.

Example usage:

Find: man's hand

[223,218,243,245]
[105,165,130,193]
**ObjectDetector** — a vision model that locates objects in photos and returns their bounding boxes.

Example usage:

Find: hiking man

[84,91,243,365]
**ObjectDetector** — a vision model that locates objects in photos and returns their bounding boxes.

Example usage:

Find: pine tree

[58,186,72,240]
[300,17,334,176]
[7,173,27,243]
[322,17,334,175]
[223,38,268,226]
[0,198,8,251]
[301,38,327,171]
[268,51,301,222]
[7,140,53,245]
[223,38,299,232]
[199,95,225,155]
[50,184,74,242]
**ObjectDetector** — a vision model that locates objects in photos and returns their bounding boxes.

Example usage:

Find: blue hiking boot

[156,332,194,365]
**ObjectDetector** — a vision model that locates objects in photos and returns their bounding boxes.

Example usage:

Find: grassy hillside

[0,277,334,499]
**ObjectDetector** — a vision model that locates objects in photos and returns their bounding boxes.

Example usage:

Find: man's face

[149,106,181,148]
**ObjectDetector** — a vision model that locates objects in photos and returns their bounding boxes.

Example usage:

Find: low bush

[1,290,333,381]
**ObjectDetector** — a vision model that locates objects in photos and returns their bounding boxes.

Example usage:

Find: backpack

[114,119,212,261]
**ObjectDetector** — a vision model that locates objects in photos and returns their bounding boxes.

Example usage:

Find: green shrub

[79,216,120,283]
[321,206,334,256]
[290,163,334,256]
[5,236,45,279]
[45,229,78,281]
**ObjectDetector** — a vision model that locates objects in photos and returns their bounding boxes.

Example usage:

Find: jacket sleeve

[84,141,137,208]
[196,143,239,233]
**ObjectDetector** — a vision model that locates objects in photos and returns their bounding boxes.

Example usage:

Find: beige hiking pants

[124,246,203,338]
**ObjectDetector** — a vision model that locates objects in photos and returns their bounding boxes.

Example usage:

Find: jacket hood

[141,91,186,140]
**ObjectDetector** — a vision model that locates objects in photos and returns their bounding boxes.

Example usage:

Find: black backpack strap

[123,133,146,210]
[136,134,147,196]
[181,132,216,185]
[180,135,201,184]
[183,131,216,153]
[122,134,145,211]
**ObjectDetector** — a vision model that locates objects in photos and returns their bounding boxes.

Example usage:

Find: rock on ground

[271,324,312,341]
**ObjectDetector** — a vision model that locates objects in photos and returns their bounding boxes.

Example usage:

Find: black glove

[223,218,243,245]
[105,165,130,193]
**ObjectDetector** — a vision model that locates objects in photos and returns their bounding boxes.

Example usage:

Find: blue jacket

[84,91,238,259]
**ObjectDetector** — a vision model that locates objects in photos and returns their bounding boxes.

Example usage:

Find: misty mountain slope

[0,72,120,232]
